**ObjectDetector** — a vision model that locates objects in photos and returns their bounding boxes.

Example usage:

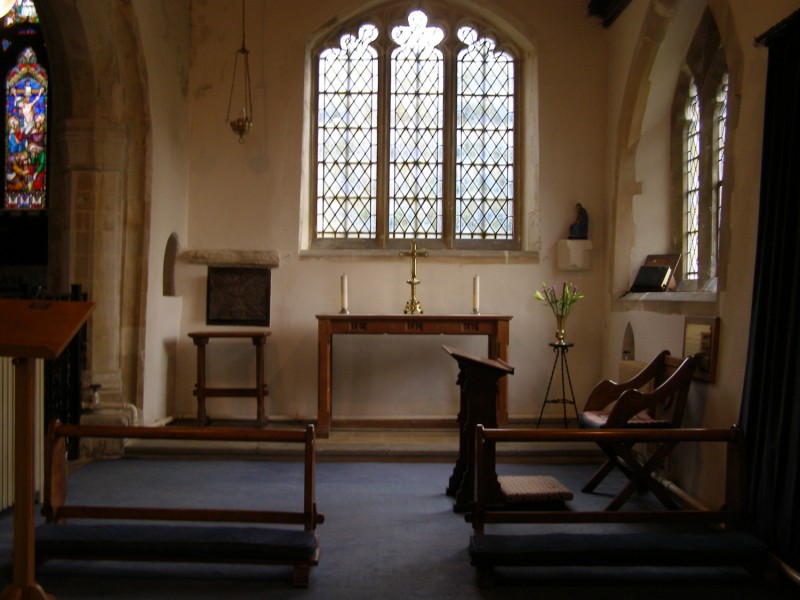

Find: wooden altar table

[315,314,511,438]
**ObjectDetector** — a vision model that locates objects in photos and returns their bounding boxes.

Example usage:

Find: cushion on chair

[579,410,672,429]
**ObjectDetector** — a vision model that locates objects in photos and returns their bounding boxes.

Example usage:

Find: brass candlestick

[400,240,428,314]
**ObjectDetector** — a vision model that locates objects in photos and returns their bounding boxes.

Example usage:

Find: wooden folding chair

[578,351,698,510]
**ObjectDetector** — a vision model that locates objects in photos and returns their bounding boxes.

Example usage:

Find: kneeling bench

[37,422,324,587]
[37,523,318,564]
[467,426,770,586]
[470,531,767,572]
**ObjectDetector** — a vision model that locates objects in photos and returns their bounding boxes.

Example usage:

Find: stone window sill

[619,291,716,303]
[299,248,539,263]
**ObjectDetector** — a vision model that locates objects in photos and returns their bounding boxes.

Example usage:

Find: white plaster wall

[134,0,192,424]
[632,111,671,269]
[167,0,609,423]
[604,0,800,504]
[125,0,799,440]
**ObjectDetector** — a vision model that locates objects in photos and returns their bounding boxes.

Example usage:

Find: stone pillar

[57,119,129,399]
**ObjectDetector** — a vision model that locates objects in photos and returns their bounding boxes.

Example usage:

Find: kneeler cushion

[37,523,318,563]
[498,475,573,503]
[469,531,767,567]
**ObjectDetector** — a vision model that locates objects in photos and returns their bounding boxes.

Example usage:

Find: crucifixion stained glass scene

[4,0,47,210]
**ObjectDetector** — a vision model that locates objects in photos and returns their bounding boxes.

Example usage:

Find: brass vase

[555,314,567,344]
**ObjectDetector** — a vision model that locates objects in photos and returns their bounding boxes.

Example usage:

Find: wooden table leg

[0,358,53,600]
[253,336,267,426]
[193,337,209,426]
[316,320,332,438]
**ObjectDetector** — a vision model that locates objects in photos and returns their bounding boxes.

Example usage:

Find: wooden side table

[188,331,270,426]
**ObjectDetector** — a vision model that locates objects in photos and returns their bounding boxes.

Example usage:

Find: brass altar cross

[400,240,428,314]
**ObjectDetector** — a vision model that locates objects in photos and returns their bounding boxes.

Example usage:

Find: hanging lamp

[226,0,253,143]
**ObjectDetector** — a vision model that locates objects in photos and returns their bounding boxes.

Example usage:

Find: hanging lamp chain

[226,0,253,143]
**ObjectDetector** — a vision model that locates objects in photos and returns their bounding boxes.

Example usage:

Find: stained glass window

[3,0,38,27]
[313,7,518,249]
[2,0,47,211]
[5,46,46,209]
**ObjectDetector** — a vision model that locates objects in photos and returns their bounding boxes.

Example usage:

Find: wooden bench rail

[465,424,768,587]
[478,426,738,443]
[467,509,740,526]
[39,421,324,587]
[49,506,320,526]
[51,422,309,442]
[469,425,746,533]
[44,422,322,527]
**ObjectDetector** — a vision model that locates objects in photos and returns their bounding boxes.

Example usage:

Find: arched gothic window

[312,5,520,251]
[671,10,728,288]
[2,0,47,210]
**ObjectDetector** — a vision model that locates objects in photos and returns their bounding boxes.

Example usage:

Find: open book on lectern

[629,254,681,293]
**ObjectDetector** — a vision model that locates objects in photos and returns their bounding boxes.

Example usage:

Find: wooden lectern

[443,345,513,513]
[0,298,95,600]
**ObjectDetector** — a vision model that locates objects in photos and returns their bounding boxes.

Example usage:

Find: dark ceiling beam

[588,0,632,28]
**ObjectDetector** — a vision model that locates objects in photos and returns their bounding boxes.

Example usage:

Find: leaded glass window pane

[313,7,518,249]
[316,24,378,239]
[684,80,700,280]
[712,72,729,275]
[5,45,47,209]
[455,26,514,240]
[389,11,444,239]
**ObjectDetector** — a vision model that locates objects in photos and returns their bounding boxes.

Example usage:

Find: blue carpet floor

[1,459,796,599]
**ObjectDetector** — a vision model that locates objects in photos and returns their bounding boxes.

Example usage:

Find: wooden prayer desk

[315,314,512,438]
[0,298,95,600]
[188,330,270,426]
[442,345,514,512]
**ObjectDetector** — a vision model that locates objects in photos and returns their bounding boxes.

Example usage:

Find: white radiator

[0,356,45,512]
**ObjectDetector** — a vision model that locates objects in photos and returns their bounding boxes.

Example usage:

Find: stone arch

[163,233,180,297]
[609,0,676,297]
[609,0,742,298]
[35,1,151,407]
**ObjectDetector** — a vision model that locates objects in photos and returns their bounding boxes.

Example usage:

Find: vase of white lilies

[534,282,584,344]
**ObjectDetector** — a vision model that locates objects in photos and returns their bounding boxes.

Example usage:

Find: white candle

[341,274,349,313]
[473,275,480,313]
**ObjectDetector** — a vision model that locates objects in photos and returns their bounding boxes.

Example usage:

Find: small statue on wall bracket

[568,203,589,239]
